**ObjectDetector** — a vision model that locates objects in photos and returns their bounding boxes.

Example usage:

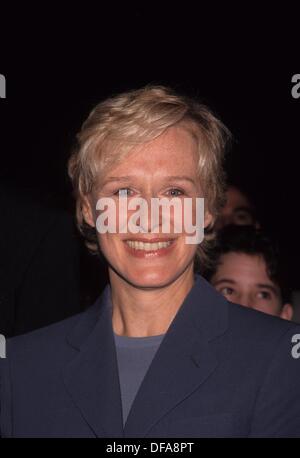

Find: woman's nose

[136,194,160,233]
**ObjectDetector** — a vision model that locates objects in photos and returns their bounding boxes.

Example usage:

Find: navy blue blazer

[1,274,300,437]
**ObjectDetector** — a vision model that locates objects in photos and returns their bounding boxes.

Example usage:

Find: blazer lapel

[124,275,228,438]
[63,286,124,438]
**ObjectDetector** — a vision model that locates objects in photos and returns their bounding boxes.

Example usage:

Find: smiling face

[211,252,293,319]
[82,125,213,288]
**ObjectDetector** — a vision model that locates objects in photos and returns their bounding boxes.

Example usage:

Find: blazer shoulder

[227,299,300,345]
[5,296,102,361]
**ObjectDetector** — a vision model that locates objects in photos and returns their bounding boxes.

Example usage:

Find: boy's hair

[205,224,291,304]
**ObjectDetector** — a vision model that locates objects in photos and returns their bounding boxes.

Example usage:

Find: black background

[1,4,299,288]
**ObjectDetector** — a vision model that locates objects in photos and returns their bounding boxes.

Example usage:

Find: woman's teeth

[126,240,173,251]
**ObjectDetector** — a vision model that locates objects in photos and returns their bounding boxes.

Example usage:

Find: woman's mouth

[123,238,176,258]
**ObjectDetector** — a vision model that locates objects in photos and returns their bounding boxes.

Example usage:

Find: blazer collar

[124,275,228,436]
[63,274,229,437]
[63,287,124,437]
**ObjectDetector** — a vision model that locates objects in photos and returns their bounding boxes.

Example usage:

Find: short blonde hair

[68,85,232,271]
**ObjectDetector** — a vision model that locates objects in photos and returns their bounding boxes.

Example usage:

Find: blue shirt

[114,332,165,425]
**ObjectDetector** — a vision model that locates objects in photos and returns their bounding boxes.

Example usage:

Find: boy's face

[211,252,293,320]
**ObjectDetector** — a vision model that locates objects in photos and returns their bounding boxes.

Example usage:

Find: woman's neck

[109,267,195,337]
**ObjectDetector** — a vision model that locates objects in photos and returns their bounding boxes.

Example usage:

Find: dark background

[1,5,299,288]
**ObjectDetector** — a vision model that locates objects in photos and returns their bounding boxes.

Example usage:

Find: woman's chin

[124,269,177,289]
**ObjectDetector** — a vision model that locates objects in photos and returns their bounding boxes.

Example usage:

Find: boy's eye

[257,291,271,300]
[220,287,234,296]
[234,210,254,225]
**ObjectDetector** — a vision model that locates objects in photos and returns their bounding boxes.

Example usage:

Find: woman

[1,86,300,437]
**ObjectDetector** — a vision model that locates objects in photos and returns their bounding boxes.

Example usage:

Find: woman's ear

[81,195,96,228]
[280,303,293,321]
[204,210,214,229]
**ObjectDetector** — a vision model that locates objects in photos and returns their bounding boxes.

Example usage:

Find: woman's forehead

[102,128,199,173]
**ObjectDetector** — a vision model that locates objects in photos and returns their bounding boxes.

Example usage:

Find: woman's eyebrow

[164,176,196,185]
[102,175,196,185]
[101,176,134,185]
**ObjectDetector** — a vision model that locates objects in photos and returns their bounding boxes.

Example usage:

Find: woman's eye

[114,188,132,197]
[167,188,184,197]
[220,287,234,296]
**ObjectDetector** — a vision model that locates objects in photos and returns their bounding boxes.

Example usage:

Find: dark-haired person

[1,86,300,438]
[206,225,293,320]
[215,184,259,230]
[0,183,81,337]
